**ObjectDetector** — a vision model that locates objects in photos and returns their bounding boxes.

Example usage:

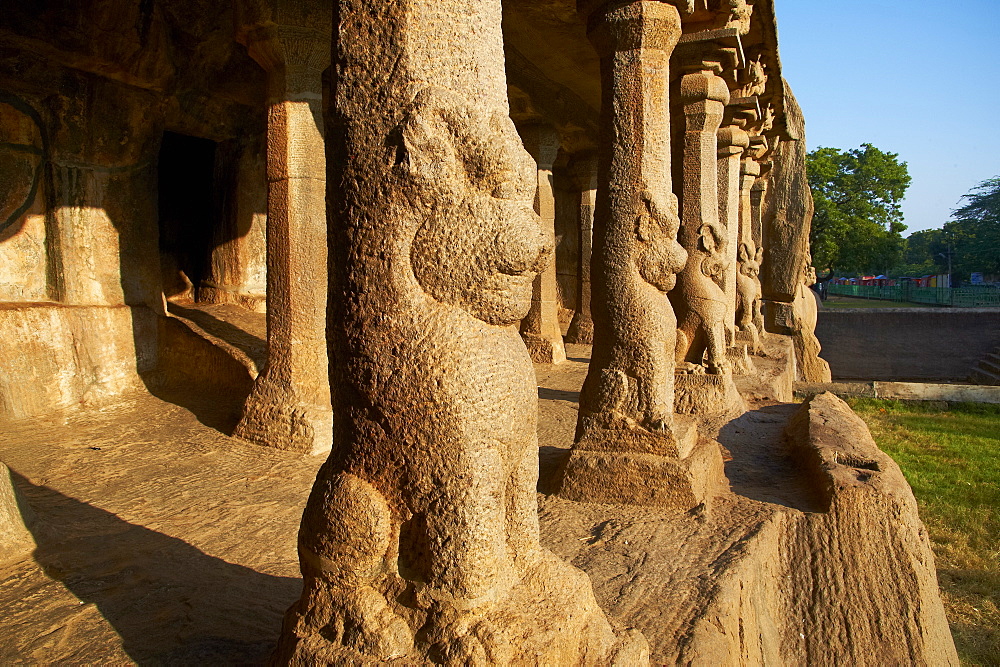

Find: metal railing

[828,283,1000,307]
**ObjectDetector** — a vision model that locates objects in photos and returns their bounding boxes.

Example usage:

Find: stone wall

[817,308,1000,381]
[0,305,158,420]
[0,0,270,422]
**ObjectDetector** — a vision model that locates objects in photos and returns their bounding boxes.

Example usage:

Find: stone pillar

[273,1,647,663]
[669,55,745,418]
[233,19,332,455]
[565,153,598,345]
[733,155,763,348]
[739,157,759,246]
[558,1,724,511]
[717,122,749,336]
[750,164,767,245]
[672,65,729,371]
[518,124,566,364]
[718,120,754,369]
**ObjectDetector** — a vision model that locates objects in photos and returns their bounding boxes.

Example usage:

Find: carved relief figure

[740,53,768,98]
[278,86,645,664]
[673,222,731,374]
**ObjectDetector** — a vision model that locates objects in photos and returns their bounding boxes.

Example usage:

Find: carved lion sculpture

[276,86,646,665]
[579,188,688,435]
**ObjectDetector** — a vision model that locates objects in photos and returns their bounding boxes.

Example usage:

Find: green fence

[828,283,1000,307]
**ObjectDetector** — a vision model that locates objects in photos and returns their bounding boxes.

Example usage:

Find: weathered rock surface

[0,356,957,665]
[777,392,957,665]
[0,304,156,420]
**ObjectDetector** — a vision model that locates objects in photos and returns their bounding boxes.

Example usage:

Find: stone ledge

[795,380,1000,404]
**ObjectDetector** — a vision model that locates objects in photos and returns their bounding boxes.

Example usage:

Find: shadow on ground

[537,387,580,403]
[12,471,300,664]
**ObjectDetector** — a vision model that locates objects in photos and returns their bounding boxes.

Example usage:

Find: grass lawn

[822,294,931,309]
[847,398,1000,666]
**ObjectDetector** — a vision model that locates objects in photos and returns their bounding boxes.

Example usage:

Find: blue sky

[776,1,1000,233]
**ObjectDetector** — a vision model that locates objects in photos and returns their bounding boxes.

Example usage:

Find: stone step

[969,367,1000,386]
[978,358,1000,375]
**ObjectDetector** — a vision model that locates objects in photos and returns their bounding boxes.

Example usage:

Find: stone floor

[0,342,812,664]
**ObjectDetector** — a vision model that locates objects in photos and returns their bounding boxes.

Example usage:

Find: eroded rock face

[777,392,958,664]
[273,2,646,664]
[761,80,830,382]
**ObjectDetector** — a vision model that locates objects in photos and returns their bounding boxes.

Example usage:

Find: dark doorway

[157,131,217,300]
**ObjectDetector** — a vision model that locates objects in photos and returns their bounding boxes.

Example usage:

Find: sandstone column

[233,17,332,455]
[273,2,647,663]
[565,153,598,345]
[669,51,745,418]
[557,1,724,510]
[518,124,566,364]
[717,122,748,329]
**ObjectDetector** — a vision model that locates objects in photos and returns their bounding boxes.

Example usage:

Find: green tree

[943,176,1000,281]
[892,228,943,277]
[807,144,911,274]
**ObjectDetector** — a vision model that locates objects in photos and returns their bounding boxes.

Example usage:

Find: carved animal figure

[579,188,688,434]
[673,222,731,374]
[736,241,763,337]
[279,86,644,664]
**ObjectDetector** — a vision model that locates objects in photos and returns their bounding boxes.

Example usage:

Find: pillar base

[234,380,332,455]
[558,416,724,510]
[674,371,746,421]
[564,313,594,345]
[727,343,756,375]
[735,326,761,354]
[521,333,567,364]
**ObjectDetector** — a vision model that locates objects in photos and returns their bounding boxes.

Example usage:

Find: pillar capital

[568,151,599,191]
[237,0,331,98]
[581,1,683,57]
[741,156,761,178]
[717,125,749,157]
[242,25,330,98]
[518,124,561,171]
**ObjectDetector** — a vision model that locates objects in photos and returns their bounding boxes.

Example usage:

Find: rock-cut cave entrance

[157,131,218,301]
